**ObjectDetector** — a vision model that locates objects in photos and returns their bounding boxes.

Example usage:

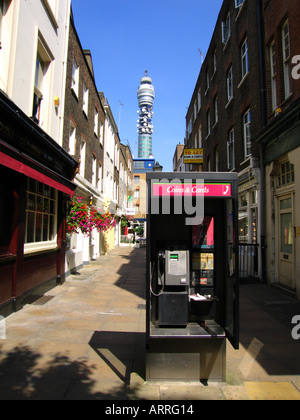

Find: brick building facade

[256,0,300,298]
[186,0,265,279]
[185,0,300,297]
[62,13,106,271]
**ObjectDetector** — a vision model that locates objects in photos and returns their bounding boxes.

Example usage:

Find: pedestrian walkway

[0,246,300,400]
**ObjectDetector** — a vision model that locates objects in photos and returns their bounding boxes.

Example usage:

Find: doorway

[278,194,294,289]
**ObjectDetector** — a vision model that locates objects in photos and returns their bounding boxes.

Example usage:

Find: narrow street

[0,246,300,400]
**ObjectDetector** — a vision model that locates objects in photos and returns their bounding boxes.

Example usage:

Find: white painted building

[0,0,71,146]
[101,95,121,250]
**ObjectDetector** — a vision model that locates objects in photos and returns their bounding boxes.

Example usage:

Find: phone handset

[150,250,165,297]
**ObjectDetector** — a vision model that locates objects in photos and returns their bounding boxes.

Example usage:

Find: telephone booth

[146,172,239,382]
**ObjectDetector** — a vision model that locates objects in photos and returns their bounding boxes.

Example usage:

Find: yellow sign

[184,148,203,164]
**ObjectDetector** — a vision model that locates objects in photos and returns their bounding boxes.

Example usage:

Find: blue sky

[71,0,223,171]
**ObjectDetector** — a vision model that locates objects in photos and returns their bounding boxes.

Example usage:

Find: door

[224,197,239,350]
[278,195,294,289]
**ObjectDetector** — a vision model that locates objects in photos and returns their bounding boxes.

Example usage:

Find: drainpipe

[256,0,267,282]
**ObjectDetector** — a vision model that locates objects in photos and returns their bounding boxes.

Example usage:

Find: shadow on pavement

[238,284,300,377]
[114,248,146,300]
[0,343,144,400]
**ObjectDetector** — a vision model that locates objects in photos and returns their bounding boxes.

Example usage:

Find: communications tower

[137,71,155,158]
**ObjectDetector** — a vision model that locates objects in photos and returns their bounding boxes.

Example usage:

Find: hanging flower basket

[90,206,116,232]
[66,197,116,236]
[66,196,91,235]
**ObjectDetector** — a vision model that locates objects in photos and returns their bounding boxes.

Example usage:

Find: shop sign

[152,182,232,197]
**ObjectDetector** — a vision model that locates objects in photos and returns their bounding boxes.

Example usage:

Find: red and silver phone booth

[146,172,239,382]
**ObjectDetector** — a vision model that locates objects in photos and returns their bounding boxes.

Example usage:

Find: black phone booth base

[146,323,226,382]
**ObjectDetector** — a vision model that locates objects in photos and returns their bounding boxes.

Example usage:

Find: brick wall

[187,0,264,173]
[62,16,104,188]
[263,0,300,121]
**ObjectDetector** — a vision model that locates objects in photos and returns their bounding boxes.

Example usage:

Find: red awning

[0,150,75,196]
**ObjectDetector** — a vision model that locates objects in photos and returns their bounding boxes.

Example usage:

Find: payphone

[157,248,189,287]
[154,245,189,327]
[146,172,239,382]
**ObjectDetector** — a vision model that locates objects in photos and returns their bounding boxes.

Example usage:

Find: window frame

[243,109,251,159]
[270,40,278,111]
[82,81,89,117]
[24,179,58,254]
[282,20,292,99]
[227,66,234,103]
[71,57,79,97]
[32,36,53,125]
[222,11,231,45]
[68,119,76,155]
[79,136,86,177]
[235,0,245,9]
[241,38,249,79]
[227,128,235,170]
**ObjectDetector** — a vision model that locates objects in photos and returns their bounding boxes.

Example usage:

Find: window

[32,37,53,126]
[205,69,210,94]
[277,161,295,187]
[32,54,45,123]
[282,20,292,99]
[99,120,103,145]
[71,58,79,97]
[197,89,201,111]
[25,179,57,252]
[227,67,233,102]
[194,102,197,121]
[92,155,97,187]
[227,128,235,170]
[243,109,251,158]
[214,96,218,125]
[270,41,278,111]
[198,124,202,148]
[79,137,86,177]
[238,193,248,242]
[213,50,217,75]
[42,0,58,26]
[94,107,99,136]
[206,109,211,137]
[235,0,245,9]
[134,176,140,184]
[222,12,231,45]
[69,119,76,155]
[280,197,293,255]
[134,189,140,199]
[241,38,249,78]
[83,81,89,116]
[187,118,192,136]
[97,163,102,192]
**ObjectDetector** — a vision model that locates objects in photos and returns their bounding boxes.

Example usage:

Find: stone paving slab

[0,246,300,401]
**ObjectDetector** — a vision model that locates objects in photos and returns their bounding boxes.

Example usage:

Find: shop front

[0,91,77,317]
[257,97,300,299]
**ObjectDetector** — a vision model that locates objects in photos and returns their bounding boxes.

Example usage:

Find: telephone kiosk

[146,172,239,382]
